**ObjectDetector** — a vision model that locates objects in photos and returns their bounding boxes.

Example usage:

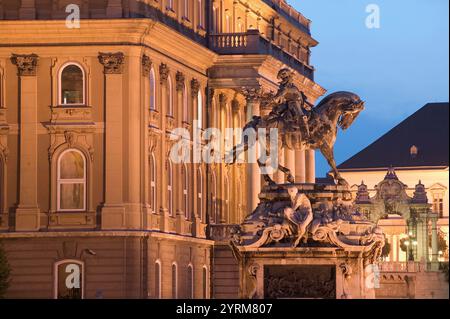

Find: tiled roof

[338,103,449,170]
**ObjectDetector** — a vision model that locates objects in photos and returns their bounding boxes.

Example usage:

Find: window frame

[58,62,86,106]
[150,152,157,212]
[56,148,87,212]
[171,262,178,299]
[155,259,162,299]
[149,68,156,111]
[167,160,174,216]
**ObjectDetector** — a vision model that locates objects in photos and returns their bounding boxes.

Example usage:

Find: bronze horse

[227,91,365,186]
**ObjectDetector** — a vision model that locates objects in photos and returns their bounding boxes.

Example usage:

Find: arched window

[171,262,178,299]
[182,164,190,219]
[57,149,86,212]
[183,84,188,122]
[202,266,208,299]
[54,260,84,299]
[149,153,157,212]
[183,0,189,19]
[167,160,174,216]
[198,0,203,28]
[59,63,85,105]
[197,91,203,129]
[187,264,194,299]
[155,260,162,298]
[197,168,203,221]
[167,75,174,116]
[167,0,174,10]
[149,68,156,111]
[211,172,218,223]
[225,14,231,33]
[224,175,230,223]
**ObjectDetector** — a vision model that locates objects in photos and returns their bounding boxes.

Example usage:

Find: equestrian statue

[226,68,365,186]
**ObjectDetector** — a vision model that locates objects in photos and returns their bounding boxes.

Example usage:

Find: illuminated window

[171,262,178,299]
[149,153,157,212]
[57,149,86,212]
[187,264,194,299]
[150,68,156,111]
[59,63,85,105]
[155,260,161,298]
[432,193,444,218]
[54,260,84,299]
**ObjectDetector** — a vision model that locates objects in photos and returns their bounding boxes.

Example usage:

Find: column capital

[218,93,229,107]
[11,53,39,76]
[159,63,170,84]
[241,86,263,103]
[231,99,240,113]
[98,52,125,74]
[191,78,200,96]
[176,71,185,91]
[142,54,152,77]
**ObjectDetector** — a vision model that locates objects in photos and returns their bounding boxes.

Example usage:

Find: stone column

[242,88,261,213]
[125,53,142,229]
[431,213,439,263]
[12,54,40,231]
[275,148,285,184]
[285,149,295,182]
[99,52,126,230]
[305,149,315,183]
[295,150,306,183]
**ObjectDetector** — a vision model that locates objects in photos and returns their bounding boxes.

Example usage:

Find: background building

[0,0,322,298]
[338,103,449,263]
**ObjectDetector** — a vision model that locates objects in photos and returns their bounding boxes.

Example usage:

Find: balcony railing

[208,224,240,242]
[208,30,314,81]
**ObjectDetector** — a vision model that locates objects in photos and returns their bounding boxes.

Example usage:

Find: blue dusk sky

[289,0,449,176]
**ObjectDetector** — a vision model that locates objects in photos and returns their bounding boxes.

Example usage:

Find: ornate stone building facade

[0,0,323,298]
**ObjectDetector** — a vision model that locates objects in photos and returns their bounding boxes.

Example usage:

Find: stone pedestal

[231,183,385,299]
[236,247,376,299]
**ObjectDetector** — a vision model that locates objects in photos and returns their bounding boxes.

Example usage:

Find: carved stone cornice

[11,54,39,76]
[191,78,200,97]
[142,55,153,77]
[176,71,185,91]
[98,52,125,74]
[159,63,169,84]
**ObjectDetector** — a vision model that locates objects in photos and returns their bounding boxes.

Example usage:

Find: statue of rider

[266,68,313,142]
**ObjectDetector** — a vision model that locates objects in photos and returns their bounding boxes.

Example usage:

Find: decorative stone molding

[191,78,200,96]
[175,71,185,91]
[11,53,39,76]
[231,99,240,114]
[98,52,125,74]
[218,93,228,107]
[142,54,153,77]
[241,86,263,102]
[159,63,169,84]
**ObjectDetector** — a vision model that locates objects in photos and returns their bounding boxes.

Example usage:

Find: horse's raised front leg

[319,145,348,186]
